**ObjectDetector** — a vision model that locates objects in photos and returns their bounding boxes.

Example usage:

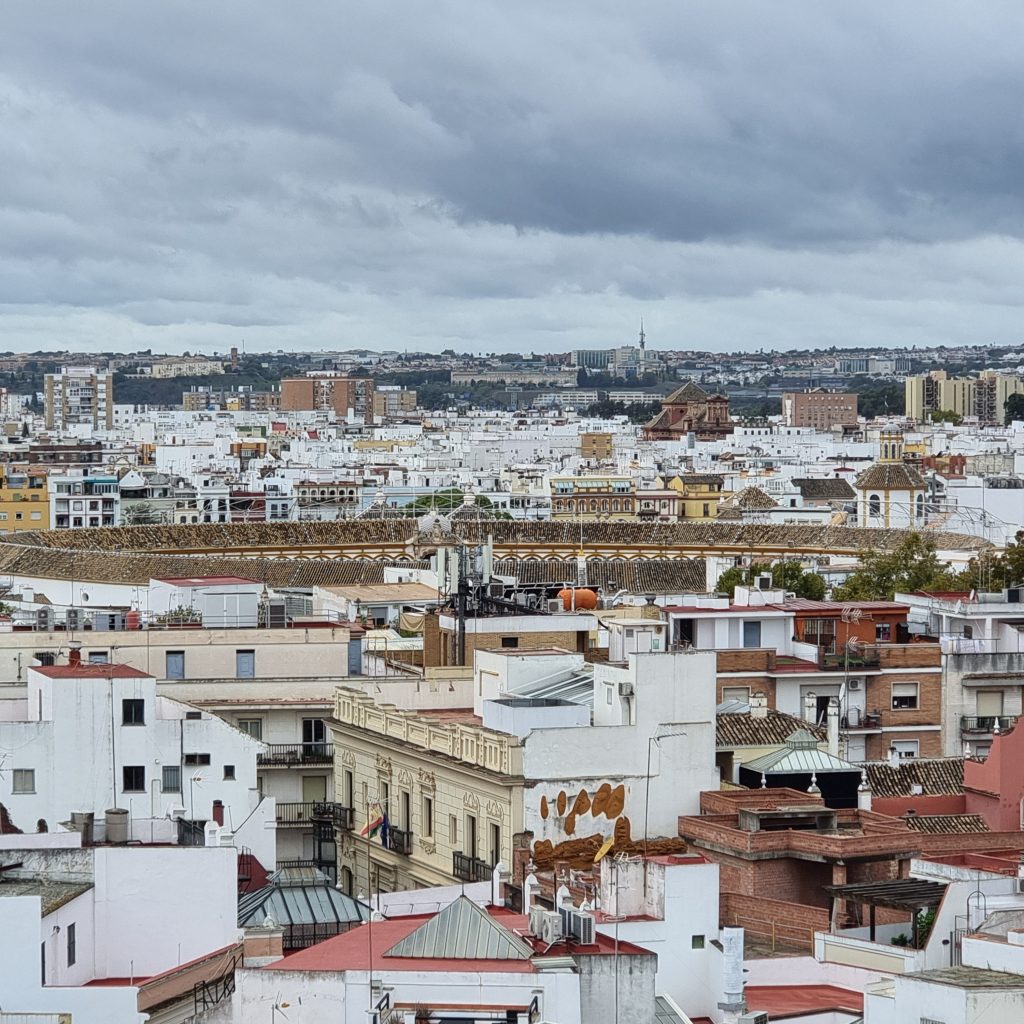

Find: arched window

[916,493,924,520]
[602,500,610,512]
[612,499,620,512]
[868,494,881,517]
[590,500,598,512]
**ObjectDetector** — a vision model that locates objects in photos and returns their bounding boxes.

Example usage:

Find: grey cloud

[1,1,1024,351]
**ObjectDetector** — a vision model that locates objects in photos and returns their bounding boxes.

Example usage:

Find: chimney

[718,927,746,1024]
[242,923,284,967]
[68,646,81,668]
[212,800,225,827]
[857,770,873,811]
[750,692,768,718]
[803,691,817,724]
[826,697,840,756]
[888,746,900,770]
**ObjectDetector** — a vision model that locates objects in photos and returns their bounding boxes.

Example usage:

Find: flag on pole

[360,801,384,838]
[379,812,390,848]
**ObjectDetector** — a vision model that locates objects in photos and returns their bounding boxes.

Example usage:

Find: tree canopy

[715,560,825,600]
[1005,393,1024,425]
[832,534,965,601]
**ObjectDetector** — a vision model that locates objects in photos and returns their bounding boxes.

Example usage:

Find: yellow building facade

[0,465,50,534]
[656,474,725,519]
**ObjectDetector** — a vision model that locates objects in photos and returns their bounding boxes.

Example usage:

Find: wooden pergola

[825,879,947,946]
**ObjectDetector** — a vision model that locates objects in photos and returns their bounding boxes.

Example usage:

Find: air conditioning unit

[1015,878,1024,895]
[618,681,634,697]
[488,582,505,599]
[540,911,562,945]
[574,911,596,945]
[848,678,862,691]
[266,599,288,628]
[65,608,82,631]
[36,607,54,631]
[739,1014,770,1024]
[755,574,772,591]
[529,904,547,937]
[546,599,563,614]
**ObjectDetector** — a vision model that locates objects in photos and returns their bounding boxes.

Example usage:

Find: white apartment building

[0,660,269,854]
[44,366,114,431]
[0,834,240,1024]
[158,677,342,871]
[47,469,121,529]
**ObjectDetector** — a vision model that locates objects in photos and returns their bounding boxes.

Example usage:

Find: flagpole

[367,796,374,1013]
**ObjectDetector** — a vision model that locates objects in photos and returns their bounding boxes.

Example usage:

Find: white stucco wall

[0,668,264,837]
[0,896,143,1023]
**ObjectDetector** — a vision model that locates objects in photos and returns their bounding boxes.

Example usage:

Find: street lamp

[643,729,687,891]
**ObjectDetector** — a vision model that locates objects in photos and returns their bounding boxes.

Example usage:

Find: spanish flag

[360,801,385,838]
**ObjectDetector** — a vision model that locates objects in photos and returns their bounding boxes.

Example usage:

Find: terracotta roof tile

[861,757,964,798]
[717,711,826,748]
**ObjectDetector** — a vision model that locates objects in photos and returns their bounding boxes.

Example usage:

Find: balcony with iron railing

[276,802,354,829]
[961,715,1018,734]
[385,826,413,856]
[453,851,493,882]
[258,742,334,767]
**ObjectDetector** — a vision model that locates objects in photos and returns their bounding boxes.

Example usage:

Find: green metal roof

[743,730,861,776]
[383,896,534,961]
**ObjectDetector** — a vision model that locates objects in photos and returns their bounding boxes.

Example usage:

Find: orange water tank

[557,588,598,611]
[125,610,142,630]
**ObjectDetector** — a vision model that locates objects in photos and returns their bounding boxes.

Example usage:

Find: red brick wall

[872,794,966,817]
[720,892,829,951]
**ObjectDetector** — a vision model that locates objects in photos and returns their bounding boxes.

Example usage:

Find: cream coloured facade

[150,358,225,378]
[328,645,720,896]
[330,687,525,894]
[0,624,354,687]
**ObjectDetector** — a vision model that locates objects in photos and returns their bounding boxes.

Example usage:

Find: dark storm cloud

[1,1,1023,351]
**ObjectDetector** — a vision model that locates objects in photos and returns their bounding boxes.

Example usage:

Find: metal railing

[386,826,413,855]
[961,715,1018,733]
[258,742,334,766]
[453,851,493,882]
[276,802,353,829]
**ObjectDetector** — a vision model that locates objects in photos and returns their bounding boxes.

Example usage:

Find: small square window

[691,934,705,949]
[12,768,35,793]
[162,765,181,792]
[184,753,211,766]
[122,765,145,792]
[223,765,236,781]
[238,719,263,740]
[500,636,518,649]
[122,698,145,725]
[892,682,919,710]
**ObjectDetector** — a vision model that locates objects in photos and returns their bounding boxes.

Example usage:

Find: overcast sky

[2,2,1023,355]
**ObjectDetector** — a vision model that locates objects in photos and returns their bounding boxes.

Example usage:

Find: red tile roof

[268,908,649,973]
[745,984,864,1016]
[32,664,152,679]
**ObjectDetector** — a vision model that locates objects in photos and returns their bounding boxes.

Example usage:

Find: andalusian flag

[360,802,384,838]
